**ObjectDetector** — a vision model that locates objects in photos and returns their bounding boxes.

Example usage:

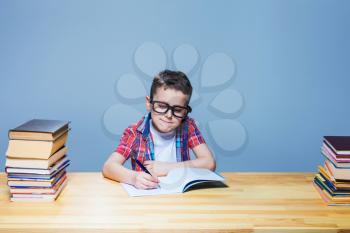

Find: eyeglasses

[150,100,192,119]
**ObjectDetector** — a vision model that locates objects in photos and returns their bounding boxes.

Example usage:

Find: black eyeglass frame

[150,100,192,119]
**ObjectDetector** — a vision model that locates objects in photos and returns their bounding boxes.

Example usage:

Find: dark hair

[150,70,192,105]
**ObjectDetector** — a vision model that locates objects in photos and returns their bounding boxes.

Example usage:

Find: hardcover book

[9,119,69,141]
[324,136,350,155]
[6,156,70,175]
[6,132,68,159]
[6,146,67,169]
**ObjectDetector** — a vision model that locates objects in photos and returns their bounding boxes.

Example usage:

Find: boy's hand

[143,161,174,177]
[133,172,159,190]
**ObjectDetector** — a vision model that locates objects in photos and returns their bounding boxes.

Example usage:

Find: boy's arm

[180,118,216,171]
[102,152,159,189]
[180,143,216,171]
[102,152,137,185]
[144,143,216,176]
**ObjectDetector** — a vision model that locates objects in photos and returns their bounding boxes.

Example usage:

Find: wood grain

[0,172,349,232]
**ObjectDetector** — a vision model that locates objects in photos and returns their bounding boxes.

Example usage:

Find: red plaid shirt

[115,113,205,171]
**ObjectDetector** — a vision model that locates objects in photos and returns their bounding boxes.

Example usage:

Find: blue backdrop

[1,0,349,172]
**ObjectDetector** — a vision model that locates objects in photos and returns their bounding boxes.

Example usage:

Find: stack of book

[313,136,350,206]
[5,119,70,202]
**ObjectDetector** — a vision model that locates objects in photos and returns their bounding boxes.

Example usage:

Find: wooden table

[0,172,349,232]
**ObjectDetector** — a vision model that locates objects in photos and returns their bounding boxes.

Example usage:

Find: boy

[102,70,216,189]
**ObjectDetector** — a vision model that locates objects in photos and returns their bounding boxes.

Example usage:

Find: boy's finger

[149,172,159,182]
[144,180,158,188]
[144,173,159,183]
[143,161,151,165]
[143,173,154,180]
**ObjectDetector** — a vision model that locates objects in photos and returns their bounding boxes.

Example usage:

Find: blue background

[1,0,350,172]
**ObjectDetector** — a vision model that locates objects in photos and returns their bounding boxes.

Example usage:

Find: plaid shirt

[115,113,205,171]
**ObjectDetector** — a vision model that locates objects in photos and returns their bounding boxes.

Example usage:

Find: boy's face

[146,87,189,133]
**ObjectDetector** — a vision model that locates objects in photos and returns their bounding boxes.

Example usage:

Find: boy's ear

[145,96,151,112]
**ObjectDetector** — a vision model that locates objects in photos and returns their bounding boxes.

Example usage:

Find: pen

[135,159,151,175]
[134,159,160,188]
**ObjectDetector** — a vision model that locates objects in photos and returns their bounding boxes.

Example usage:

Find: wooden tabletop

[0,172,349,232]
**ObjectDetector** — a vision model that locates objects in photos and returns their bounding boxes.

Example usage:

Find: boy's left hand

[143,161,174,177]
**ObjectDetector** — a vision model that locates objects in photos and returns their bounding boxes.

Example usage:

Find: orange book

[6,132,68,159]
[325,160,350,180]
[6,146,67,169]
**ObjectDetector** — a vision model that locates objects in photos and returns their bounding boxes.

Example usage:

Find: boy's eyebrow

[152,100,188,107]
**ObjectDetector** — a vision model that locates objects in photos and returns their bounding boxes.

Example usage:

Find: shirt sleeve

[187,118,206,149]
[115,127,136,160]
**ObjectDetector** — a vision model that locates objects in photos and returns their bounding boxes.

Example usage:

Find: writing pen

[134,158,160,188]
[134,159,151,175]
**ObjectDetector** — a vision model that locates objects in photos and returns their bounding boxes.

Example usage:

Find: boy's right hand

[133,172,159,189]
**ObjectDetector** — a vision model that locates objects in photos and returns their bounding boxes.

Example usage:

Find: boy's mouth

[160,119,173,125]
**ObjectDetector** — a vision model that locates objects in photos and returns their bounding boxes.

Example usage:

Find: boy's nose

[165,109,173,118]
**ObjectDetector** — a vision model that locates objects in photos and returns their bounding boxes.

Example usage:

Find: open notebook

[121,167,225,197]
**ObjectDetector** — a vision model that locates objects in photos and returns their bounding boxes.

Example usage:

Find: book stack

[5,119,70,202]
[313,136,350,206]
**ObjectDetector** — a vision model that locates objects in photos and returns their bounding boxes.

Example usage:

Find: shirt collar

[135,113,151,138]
[136,112,188,139]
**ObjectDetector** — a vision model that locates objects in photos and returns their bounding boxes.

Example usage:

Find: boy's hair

[150,70,193,105]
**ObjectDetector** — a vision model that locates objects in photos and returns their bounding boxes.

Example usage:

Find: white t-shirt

[150,120,177,163]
